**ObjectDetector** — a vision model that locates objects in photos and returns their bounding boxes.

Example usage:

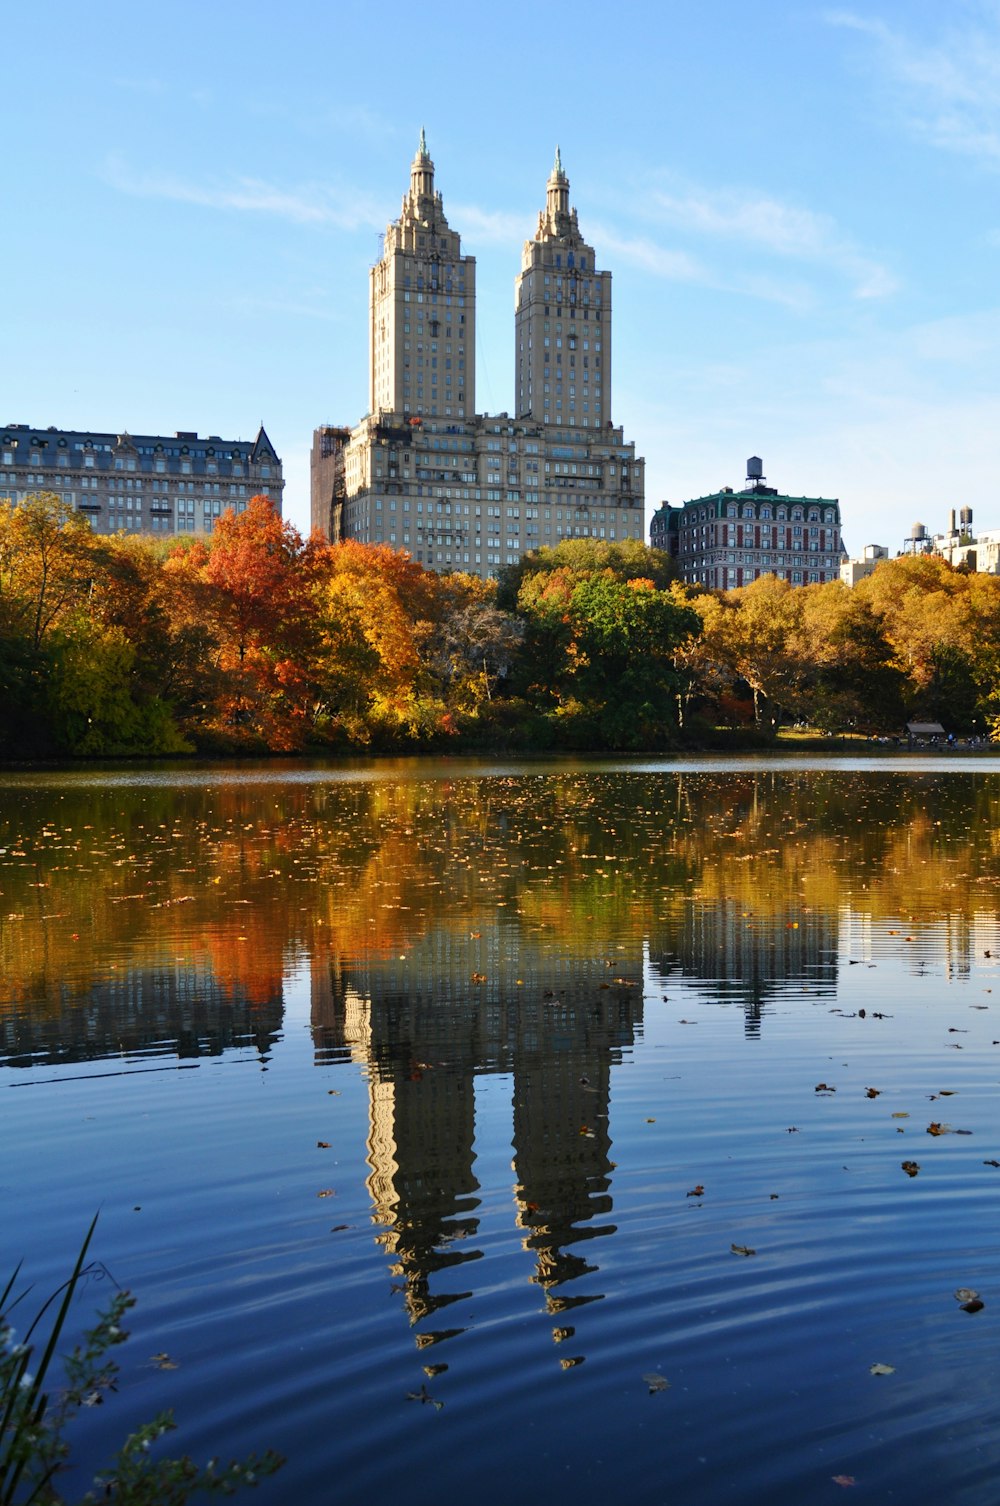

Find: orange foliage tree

[165,497,324,749]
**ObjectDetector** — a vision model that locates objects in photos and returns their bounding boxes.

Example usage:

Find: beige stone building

[312,136,645,577]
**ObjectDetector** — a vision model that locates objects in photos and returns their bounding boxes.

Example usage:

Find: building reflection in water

[0,964,283,1071]
[650,900,839,1036]
[311,940,641,1363]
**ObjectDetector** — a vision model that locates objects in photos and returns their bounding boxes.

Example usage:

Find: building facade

[840,542,888,586]
[0,423,283,536]
[652,458,843,590]
[312,137,645,578]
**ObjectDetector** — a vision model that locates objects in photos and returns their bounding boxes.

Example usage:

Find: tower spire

[409,128,435,206]
[545,147,570,226]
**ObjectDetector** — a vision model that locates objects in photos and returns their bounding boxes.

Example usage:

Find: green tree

[563,574,701,746]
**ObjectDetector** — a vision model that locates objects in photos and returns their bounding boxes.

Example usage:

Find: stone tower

[514,149,612,429]
[368,130,476,420]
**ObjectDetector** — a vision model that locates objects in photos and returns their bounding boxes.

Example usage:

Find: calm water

[4,756,1000,1504]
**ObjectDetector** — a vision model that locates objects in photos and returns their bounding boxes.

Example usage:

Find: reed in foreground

[1,1215,282,1504]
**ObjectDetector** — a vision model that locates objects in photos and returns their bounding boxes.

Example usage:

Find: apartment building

[311,136,645,577]
[652,458,843,589]
[0,423,283,536]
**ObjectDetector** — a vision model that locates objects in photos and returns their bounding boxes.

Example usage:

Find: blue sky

[7,0,1000,554]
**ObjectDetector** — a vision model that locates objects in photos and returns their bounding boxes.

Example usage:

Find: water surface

[3,756,1000,1504]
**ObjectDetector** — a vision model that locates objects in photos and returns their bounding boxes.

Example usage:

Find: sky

[7,0,1000,555]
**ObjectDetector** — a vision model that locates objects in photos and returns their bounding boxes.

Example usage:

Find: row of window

[687,503,837,524]
[3,454,271,480]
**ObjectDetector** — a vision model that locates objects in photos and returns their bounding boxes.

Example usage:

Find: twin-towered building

[311,135,646,578]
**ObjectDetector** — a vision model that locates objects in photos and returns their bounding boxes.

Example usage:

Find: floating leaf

[560,1355,585,1370]
[954,1288,979,1303]
[150,1352,178,1371]
[865,1088,881,1098]
[731,1244,756,1257]
[815,1083,836,1093]
[406,1384,443,1410]
[686,1185,705,1198]
[869,1363,895,1376]
[643,1372,670,1393]
[926,1122,948,1136]
[891,1112,909,1119]
[552,1327,575,1343]
[901,1161,920,1177]
[316,1141,331,1149]
[317,1188,335,1198]
[983,1160,1000,1168]
[832,1476,857,1488]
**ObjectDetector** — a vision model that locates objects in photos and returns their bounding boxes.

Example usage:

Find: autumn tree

[424,573,525,713]
[165,497,321,748]
[496,537,676,610]
[312,541,446,742]
[0,493,95,652]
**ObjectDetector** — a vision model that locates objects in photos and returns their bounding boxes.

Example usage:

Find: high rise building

[369,129,476,422]
[514,147,612,430]
[311,137,645,579]
[0,423,283,536]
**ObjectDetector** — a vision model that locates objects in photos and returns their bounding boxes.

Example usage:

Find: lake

[3,755,1000,1504]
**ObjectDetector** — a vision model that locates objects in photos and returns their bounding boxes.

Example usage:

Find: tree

[166,498,321,748]
[797,581,905,732]
[0,493,95,652]
[509,569,700,746]
[496,537,676,610]
[312,541,445,742]
[424,574,525,712]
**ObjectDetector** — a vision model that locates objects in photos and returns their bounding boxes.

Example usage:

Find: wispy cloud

[642,183,896,299]
[591,223,818,310]
[827,8,1000,164]
[102,154,385,230]
[450,204,529,245]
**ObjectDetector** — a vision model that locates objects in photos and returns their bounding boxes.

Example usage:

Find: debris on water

[901,1161,920,1177]
[731,1244,756,1257]
[869,1363,895,1376]
[406,1384,443,1410]
[643,1372,670,1393]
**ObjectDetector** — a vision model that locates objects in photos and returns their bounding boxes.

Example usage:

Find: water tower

[905,522,929,555]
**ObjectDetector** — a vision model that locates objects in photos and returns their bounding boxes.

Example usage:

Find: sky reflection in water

[3,760,1000,1505]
